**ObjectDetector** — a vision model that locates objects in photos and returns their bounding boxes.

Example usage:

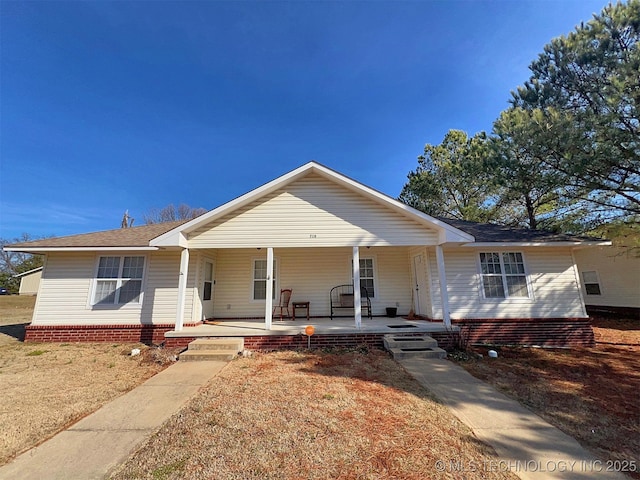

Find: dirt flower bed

[111,348,517,480]
[0,341,177,465]
[457,317,640,479]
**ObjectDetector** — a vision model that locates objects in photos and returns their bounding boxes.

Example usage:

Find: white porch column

[435,245,452,327]
[175,247,190,332]
[265,247,274,330]
[352,246,362,329]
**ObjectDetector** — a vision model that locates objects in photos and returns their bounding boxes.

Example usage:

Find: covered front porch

[164,315,459,350]
[168,315,454,337]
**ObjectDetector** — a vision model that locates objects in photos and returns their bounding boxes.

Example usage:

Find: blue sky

[0,0,609,240]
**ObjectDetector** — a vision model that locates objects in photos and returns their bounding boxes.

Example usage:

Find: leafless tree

[143,204,207,224]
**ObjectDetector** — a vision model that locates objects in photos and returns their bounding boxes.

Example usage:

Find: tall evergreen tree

[399,130,503,223]
[511,0,640,221]
[489,108,578,231]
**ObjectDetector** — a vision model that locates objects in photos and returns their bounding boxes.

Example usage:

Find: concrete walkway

[0,360,227,480]
[399,358,628,480]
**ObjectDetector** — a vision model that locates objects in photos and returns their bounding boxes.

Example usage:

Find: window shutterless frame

[252,258,277,301]
[581,270,602,295]
[89,255,146,307]
[351,256,376,298]
[477,252,532,300]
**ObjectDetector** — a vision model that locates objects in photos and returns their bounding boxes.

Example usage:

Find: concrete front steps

[383,334,447,360]
[179,338,244,362]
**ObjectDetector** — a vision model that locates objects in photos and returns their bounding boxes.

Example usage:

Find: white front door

[201,259,215,320]
[412,253,429,317]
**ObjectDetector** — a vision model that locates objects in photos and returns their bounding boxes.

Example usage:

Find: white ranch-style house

[6,162,608,348]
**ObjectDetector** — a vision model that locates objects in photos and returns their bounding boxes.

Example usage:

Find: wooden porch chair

[273,289,292,321]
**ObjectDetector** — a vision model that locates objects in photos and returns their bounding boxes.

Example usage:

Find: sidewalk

[0,360,226,480]
[399,358,628,480]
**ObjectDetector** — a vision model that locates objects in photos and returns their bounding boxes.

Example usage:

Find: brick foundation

[25,318,595,349]
[452,318,595,347]
[166,331,456,351]
[25,324,201,345]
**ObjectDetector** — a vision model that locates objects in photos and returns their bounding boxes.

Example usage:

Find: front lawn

[457,317,640,479]
[111,349,518,480]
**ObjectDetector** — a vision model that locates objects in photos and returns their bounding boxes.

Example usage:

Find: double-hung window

[479,252,529,299]
[352,257,375,297]
[253,259,277,300]
[93,256,145,305]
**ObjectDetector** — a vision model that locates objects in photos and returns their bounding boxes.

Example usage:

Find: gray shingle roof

[438,217,600,243]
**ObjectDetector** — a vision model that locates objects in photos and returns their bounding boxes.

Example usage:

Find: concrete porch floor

[165,316,456,338]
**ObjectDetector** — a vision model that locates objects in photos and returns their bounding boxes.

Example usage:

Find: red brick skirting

[165,331,456,350]
[24,324,201,345]
[25,318,595,349]
[452,318,595,347]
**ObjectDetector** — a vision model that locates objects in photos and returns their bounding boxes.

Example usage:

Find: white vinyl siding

[428,247,586,319]
[18,270,42,295]
[188,174,439,248]
[31,251,198,326]
[574,246,640,308]
[209,247,413,318]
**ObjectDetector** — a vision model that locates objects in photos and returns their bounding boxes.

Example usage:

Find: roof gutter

[3,246,159,253]
[460,241,612,248]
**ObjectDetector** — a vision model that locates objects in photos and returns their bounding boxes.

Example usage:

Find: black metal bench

[330,284,372,320]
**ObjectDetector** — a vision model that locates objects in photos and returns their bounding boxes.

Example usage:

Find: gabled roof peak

[150,162,474,246]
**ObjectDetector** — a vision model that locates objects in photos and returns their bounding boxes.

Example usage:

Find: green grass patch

[26,350,48,356]
[152,458,187,479]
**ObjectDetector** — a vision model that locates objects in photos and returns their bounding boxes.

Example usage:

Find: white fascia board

[149,161,475,247]
[3,246,159,253]
[571,241,614,250]
[460,241,612,248]
[12,266,44,278]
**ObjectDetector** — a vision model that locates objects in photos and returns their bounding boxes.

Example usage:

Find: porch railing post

[265,247,274,330]
[175,247,190,332]
[353,246,362,329]
[435,245,451,327]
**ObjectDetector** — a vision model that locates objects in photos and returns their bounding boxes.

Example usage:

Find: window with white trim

[203,261,213,301]
[352,257,375,297]
[479,252,529,299]
[581,270,602,295]
[253,259,277,300]
[93,256,144,305]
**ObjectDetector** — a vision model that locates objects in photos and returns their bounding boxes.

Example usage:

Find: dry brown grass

[0,296,180,466]
[111,348,517,480]
[0,295,36,326]
[457,317,640,479]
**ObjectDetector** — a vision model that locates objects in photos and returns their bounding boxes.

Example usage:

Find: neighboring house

[573,246,640,318]
[13,267,43,295]
[5,162,609,346]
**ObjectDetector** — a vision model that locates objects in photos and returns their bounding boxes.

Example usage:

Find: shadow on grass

[0,322,28,342]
